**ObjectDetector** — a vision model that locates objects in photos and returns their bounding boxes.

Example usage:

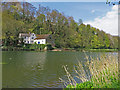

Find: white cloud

[91,10,95,13]
[84,5,118,36]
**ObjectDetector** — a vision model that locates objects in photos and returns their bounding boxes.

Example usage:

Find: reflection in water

[2,51,118,88]
[31,52,47,71]
[2,51,47,88]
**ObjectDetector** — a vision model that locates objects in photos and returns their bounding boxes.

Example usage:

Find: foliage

[66,81,93,88]
[47,44,54,50]
[60,53,119,88]
[2,2,118,49]
[106,0,120,5]
[23,43,46,50]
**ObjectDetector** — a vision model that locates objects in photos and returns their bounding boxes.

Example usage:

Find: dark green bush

[47,44,53,50]
[23,43,46,50]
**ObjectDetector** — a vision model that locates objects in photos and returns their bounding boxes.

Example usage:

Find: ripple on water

[31,80,62,88]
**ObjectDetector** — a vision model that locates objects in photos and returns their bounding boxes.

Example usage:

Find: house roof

[35,34,50,40]
[19,33,30,37]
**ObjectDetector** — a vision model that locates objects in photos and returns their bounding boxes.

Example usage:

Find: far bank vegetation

[1,2,118,50]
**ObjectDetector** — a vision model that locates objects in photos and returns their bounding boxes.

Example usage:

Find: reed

[59,52,119,88]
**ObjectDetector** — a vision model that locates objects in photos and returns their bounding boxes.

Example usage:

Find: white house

[34,34,50,44]
[34,39,46,44]
[19,33,55,46]
[19,33,36,44]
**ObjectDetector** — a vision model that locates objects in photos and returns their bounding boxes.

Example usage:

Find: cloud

[84,5,118,36]
[91,10,95,13]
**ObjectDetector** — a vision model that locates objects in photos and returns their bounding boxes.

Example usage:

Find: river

[2,51,118,88]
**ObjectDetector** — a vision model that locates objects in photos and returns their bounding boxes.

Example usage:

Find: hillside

[2,2,118,49]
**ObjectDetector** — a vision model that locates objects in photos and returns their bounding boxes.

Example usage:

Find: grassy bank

[1,44,47,51]
[84,49,118,52]
[54,48,118,52]
[60,53,119,89]
[1,45,118,52]
[75,48,118,52]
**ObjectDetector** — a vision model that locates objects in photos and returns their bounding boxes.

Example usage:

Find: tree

[78,19,83,25]
[1,1,118,49]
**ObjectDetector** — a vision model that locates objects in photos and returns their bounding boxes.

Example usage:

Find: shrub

[47,44,53,50]
[60,52,119,88]
[24,43,46,50]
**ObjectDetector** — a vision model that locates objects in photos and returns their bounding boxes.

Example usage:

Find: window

[32,37,34,39]
[28,41,29,44]
[38,42,40,44]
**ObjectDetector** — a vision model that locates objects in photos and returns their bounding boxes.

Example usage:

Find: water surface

[2,51,117,88]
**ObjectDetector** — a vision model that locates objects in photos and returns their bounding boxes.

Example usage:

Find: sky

[29,2,118,36]
[3,0,112,2]
[5,0,119,2]
[84,5,118,36]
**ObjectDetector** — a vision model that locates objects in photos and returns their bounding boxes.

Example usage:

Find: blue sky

[30,2,113,22]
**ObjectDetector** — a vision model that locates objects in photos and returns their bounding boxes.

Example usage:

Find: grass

[59,52,119,89]
[85,49,118,52]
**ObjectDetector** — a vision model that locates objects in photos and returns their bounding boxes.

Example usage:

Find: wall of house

[29,33,36,44]
[23,37,29,44]
[34,39,46,44]
[23,33,36,44]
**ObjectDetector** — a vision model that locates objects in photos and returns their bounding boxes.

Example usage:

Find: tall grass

[59,53,119,88]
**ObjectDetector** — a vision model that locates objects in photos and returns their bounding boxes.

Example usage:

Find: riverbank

[52,48,118,52]
[83,49,118,52]
[1,46,118,52]
[1,46,35,51]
